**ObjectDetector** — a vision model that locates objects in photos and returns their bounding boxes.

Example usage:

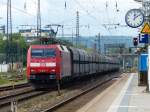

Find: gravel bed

[17,73,119,112]
[0,86,34,98]
[54,80,116,112]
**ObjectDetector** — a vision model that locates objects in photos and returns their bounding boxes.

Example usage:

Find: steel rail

[42,76,118,112]
[0,83,30,92]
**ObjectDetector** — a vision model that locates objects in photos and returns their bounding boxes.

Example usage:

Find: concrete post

[148,46,150,91]
[123,56,125,71]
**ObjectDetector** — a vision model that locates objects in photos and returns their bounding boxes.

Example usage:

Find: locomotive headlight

[51,69,55,72]
[30,69,35,73]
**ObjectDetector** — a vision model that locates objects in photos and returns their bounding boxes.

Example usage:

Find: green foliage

[11,33,27,65]
[0,36,6,53]
[11,33,26,49]
[0,33,28,66]
[0,71,27,85]
[0,33,27,54]
[0,33,3,38]
[0,76,9,85]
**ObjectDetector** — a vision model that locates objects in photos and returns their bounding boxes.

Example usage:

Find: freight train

[27,44,120,85]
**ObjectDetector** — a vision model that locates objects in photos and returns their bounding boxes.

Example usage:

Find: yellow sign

[141,23,150,34]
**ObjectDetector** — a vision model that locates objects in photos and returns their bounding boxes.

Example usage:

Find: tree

[11,33,26,49]
[5,33,28,66]
[0,35,6,53]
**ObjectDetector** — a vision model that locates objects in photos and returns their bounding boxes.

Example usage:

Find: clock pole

[139,0,150,92]
[125,0,150,91]
[143,0,150,92]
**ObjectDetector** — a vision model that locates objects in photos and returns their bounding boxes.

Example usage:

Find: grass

[0,77,10,85]
[0,70,27,86]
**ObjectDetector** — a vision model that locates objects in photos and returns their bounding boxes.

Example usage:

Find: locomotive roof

[30,44,58,48]
[30,44,70,52]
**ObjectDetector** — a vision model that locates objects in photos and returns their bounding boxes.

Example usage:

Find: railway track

[0,82,50,108]
[42,76,118,112]
[0,73,120,112]
[0,83,30,92]
[0,83,56,111]
[0,88,49,108]
[0,87,34,107]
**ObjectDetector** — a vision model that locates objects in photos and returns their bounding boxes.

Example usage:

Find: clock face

[125,9,144,28]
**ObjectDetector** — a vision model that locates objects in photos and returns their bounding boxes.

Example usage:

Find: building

[19,29,56,43]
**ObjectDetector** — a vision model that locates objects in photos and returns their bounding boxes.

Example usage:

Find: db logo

[40,63,46,66]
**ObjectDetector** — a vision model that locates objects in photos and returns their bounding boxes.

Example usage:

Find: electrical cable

[0,0,36,17]
[73,0,101,24]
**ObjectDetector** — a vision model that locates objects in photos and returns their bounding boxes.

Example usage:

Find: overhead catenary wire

[0,0,36,17]
[73,0,117,35]
[62,0,125,36]
[0,0,128,36]
[0,0,55,31]
[73,0,111,35]
[88,0,119,32]
[103,1,112,35]
[73,0,102,24]
[0,0,104,29]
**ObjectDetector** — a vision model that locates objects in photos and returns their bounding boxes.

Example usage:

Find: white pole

[148,46,150,91]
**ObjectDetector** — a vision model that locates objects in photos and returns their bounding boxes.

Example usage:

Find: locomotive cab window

[45,49,56,57]
[31,49,44,58]
[31,48,56,58]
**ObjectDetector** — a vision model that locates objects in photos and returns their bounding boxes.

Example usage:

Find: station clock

[125,9,144,28]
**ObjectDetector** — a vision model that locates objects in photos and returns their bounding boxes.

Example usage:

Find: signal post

[140,22,150,91]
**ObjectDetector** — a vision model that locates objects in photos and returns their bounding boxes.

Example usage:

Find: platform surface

[77,73,150,112]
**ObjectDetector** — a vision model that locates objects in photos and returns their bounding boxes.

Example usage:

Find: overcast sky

[0,0,142,36]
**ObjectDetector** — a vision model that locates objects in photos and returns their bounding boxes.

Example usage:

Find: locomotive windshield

[45,49,56,57]
[31,48,56,58]
[31,49,43,58]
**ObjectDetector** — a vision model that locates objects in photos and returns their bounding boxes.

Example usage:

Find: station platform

[77,73,150,112]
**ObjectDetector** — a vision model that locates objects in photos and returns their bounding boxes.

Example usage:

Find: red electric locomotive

[27,44,120,87]
[27,44,72,83]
